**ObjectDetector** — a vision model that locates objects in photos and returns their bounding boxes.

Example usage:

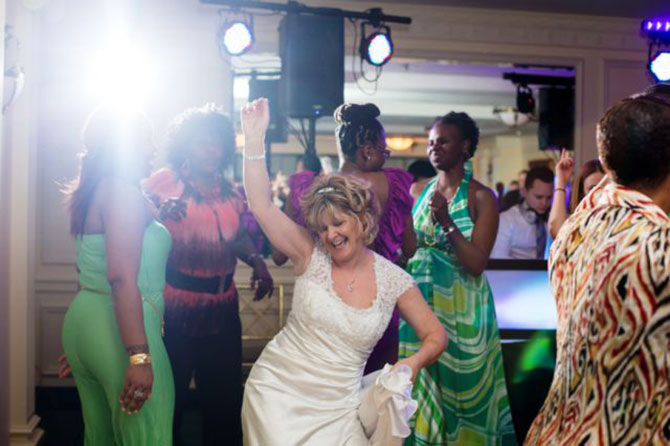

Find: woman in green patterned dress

[399,112,517,445]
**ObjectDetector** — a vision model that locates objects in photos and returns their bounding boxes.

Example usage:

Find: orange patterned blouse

[525,181,670,446]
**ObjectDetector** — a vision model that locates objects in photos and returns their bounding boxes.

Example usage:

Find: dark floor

[37,334,555,445]
[36,388,203,446]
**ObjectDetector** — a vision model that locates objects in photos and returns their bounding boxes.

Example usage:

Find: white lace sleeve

[298,242,330,284]
[377,255,416,308]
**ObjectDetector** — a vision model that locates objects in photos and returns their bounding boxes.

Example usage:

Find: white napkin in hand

[358,363,418,446]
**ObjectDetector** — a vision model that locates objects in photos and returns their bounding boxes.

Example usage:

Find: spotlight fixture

[359,22,394,66]
[219,15,254,56]
[516,84,535,114]
[649,51,670,82]
[641,18,670,82]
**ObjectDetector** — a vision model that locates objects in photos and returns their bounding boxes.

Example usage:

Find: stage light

[359,24,393,66]
[641,19,670,83]
[221,20,254,56]
[642,19,670,39]
[516,84,535,114]
[649,51,670,82]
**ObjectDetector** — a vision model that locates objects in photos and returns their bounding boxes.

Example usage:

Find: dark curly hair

[333,103,384,160]
[432,112,480,158]
[165,103,236,171]
[597,93,670,188]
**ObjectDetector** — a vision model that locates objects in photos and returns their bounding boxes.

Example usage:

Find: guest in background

[548,150,605,239]
[274,102,417,373]
[491,166,554,259]
[143,104,273,446]
[400,112,517,445]
[407,159,437,201]
[525,86,670,446]
[495,181,506,208]
[508,179,520,192]
[62,106,174,444]
[518,169,528,196]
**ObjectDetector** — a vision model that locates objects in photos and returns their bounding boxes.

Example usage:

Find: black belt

[166,267,234,295]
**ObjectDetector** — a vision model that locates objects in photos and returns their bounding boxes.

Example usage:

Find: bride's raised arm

[241,98,313,274]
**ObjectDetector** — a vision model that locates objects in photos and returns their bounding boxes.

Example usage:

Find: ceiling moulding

[298,1,646,53]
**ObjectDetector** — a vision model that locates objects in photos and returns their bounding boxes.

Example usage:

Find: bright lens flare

[85,38,156,108]
[223,22,253,56]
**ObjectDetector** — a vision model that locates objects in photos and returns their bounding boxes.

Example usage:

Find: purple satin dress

[288,168,414,374]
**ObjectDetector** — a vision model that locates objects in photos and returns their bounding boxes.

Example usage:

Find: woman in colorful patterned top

[143,104,273,446]
[274,103,417,374]
[399,112,517,445]
[525,88,670,446]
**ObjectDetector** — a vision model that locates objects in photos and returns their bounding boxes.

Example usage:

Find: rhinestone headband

[315,186,335,195]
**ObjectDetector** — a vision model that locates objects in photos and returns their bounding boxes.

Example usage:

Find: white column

[6,1,42,444]
[0,0,10,443]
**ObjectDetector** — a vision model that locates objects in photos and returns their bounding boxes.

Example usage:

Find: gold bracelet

[129,353,151,366]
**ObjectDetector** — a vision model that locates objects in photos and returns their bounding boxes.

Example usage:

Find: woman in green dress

[61,106,174,445]
[399,112,517,445]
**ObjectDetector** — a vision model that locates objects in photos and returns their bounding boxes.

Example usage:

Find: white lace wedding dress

[242,244,417,445]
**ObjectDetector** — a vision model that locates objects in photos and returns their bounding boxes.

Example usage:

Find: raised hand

[555,149,575,188]
[241,98,270,143]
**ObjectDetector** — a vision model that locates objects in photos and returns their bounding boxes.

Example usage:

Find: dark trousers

[164,306,243,446]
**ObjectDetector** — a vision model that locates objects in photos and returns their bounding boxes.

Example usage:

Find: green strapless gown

[62,221,175,445]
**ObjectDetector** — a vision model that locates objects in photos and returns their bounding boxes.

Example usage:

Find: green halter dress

[399,169,517,446]
[62,221,175,445]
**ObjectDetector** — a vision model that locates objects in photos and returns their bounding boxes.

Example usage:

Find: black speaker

[279,13,344,118]
[248,78,287,143]
[538,87,574,150]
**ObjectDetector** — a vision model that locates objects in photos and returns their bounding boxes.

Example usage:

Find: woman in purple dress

[275,103,417,373]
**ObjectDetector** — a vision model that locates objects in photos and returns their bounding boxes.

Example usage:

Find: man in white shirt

[491,166,554,259]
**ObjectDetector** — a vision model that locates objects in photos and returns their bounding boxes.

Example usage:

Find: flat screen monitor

[485,260,557,333]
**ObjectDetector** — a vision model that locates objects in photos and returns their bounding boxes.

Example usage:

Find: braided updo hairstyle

[333,103,384,161]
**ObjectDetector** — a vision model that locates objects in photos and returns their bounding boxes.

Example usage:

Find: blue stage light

[641,18,670,40]
[222,21,253,56]
[649,51,670,82]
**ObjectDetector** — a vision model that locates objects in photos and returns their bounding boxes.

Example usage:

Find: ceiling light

[493,106,530,129]
[385,136,414,151]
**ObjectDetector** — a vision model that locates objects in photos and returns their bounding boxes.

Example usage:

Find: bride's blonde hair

[300,174,379,246]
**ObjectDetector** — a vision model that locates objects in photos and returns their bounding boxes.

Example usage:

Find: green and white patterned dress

[399,169,517,446]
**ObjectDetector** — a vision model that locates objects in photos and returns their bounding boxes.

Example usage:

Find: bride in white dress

[240,98,447,446]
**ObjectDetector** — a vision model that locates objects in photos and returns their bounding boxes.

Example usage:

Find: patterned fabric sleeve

[287,170,318,227]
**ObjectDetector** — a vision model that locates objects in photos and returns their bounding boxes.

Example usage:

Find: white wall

[4,0,654,443]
